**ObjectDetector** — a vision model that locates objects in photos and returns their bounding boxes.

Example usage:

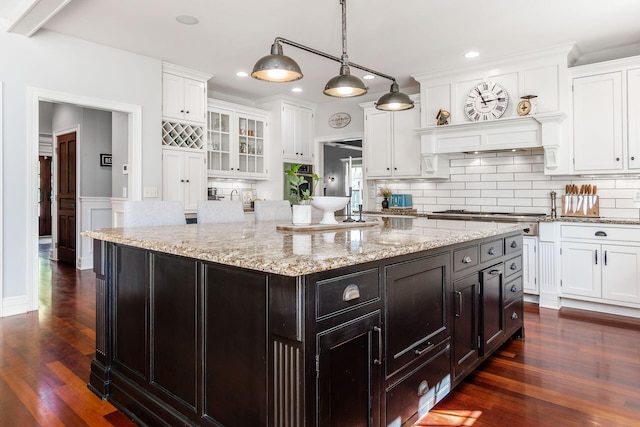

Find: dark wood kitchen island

[84,217,524,427]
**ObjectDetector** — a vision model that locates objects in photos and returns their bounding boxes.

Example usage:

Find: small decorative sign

[100,154,112,167]
[328,112,351,129]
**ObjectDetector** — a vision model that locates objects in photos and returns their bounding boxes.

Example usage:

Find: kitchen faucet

[230,189,238,201]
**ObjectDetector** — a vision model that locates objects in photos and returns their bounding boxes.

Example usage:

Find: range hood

[417,111,567,171]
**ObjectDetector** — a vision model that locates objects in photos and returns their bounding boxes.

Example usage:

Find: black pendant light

[251,41,303,83]
[323,0,367,98]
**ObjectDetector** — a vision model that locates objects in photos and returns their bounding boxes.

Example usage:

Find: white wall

[0,29,162,310]
[373,148,640,219]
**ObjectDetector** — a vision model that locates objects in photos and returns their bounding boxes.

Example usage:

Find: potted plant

[379,186,392,209]
[286,164,319,225]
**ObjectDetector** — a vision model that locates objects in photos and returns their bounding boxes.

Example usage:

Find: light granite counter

[83,217,522,277]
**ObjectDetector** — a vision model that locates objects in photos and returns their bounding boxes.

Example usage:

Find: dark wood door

[452,274,480,382]
[57,132,76,265]
[317,311,381,427]
[480,264,504,356]
[39,156,52,236]
[385,252,450,375]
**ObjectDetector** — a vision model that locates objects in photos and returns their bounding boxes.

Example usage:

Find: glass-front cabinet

[207,100,269,179]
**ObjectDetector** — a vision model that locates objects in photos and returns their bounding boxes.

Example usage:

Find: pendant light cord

[341,0,348,66]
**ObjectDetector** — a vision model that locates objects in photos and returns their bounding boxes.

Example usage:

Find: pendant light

[251,0,414,111]
[322,0,367,98]
[251,41,303,83]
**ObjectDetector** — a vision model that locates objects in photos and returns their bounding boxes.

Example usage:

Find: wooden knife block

[561,195,599,217]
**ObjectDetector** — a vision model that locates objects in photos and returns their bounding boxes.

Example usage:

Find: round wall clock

[328,112,351,129]
[464,81,509,121]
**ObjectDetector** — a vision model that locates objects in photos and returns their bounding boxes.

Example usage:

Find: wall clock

[464,81,509,121]
[328,112,351,129]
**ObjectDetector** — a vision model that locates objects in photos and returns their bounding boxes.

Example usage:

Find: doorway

[56,132,77,266]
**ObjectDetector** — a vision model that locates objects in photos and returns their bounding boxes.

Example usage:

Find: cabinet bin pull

[342,284,361,302]
[373,326,382,365]
[414,342,434,356]
[417,380,429,397]
[489,269,501,276]
[595,231,607,237]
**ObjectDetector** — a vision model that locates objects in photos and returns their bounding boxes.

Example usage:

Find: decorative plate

[328,112,351,129]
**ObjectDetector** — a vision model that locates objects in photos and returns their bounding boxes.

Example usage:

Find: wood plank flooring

[0,240,638,426]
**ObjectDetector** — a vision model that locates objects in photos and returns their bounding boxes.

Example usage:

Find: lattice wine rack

[162,121,204,149]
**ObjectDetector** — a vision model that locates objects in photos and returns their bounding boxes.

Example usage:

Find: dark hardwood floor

[0,240,638,426]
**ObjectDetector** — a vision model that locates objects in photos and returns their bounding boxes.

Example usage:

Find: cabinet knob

[616,157,621,161]
[185,180,190,183]
[510,284,517,292]
[462,255,472,264]
[180,109,184,113]
[394,167,397,170]
[185,110,190,114]
[511,312,518,320]
[488,247,496,255]
[510,240,518,248]
[632,156,636,161]
[510,263,517,270]
[180,179,185,182]
[386,167,390,171]
[417,380,430,396]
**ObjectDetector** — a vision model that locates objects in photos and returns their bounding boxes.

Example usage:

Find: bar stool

[197,200,245,224]
[253,200,292,222]
[122,200,185,227]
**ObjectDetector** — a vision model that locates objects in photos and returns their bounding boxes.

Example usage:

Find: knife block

[561,195,599,217]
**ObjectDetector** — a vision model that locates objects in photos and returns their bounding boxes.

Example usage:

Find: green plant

[378,186,393,198]
[286,164,319,204]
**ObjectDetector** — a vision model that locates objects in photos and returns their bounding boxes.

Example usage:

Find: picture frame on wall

[100,153,112,167]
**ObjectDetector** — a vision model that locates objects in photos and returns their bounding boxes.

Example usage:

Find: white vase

[292,204,312,225]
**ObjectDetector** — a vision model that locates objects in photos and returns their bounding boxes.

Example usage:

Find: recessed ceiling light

[236,71,248,77]
[176,15,199,25]
[292,87,303,93]
[465,51,480,58]
[362,75,375,80]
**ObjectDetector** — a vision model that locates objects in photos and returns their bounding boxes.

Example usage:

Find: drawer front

[504,298,523,336]
[316,268,379,319]
[453,245,478,274]
[504,255,522,278]
[504,276,523,305]
[385,343,451,427]
[561,225,640,242]
[480,239,504,263]
[505,235,523,255]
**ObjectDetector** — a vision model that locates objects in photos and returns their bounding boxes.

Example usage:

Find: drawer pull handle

[373,326,382,365]
[414,342,434,356]
[489,269,501,276]
[595,231,607,237]
[342,284,360,302]
[462,255,472,264]
[510,284,517,292]
[511,312,518,320]
[454,291,463,317]
[488,247,496,255]
[417,380,430,396]
[511,240,519,248]
[510,263,517,270]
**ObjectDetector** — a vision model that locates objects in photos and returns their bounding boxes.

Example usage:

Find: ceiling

[2,0,640,105]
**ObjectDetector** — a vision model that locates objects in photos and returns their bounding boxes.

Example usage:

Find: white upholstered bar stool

[197,200,245,224]
[122,200,186,227]
[253,200,292,222]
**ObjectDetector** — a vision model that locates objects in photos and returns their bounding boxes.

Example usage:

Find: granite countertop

[83,217,521,277]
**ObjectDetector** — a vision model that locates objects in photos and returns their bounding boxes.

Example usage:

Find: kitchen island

[84,217,524,427]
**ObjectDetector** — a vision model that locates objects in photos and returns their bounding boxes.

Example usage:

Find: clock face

[517,99,531,116]
[464,81,509,121]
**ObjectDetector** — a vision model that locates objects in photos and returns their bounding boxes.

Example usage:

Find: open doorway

[27,88,143,313]
[321,139,362,214]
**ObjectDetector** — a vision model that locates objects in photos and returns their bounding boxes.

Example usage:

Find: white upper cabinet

[362,101,422,179]
[281,102,314,163]
[570,56,640,173]
[162,63,210,125]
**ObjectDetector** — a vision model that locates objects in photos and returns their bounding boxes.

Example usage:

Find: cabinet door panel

[183,152,205,211]
[162,149,184,203]
[392,108,421,177]
[298,106,314,161]
[452,274,479,381]
[522,237,538,294]
[183,77,205,123]
[573,72,623,172]
[628,68,640,169]
[282,103,297,158]
[385,253,450,375]
[162,73,185,121]
[364,110,392,177]
[602,244,640,303]
[561,241,601,298]
[317,312,380,427]
[480,265,503,356]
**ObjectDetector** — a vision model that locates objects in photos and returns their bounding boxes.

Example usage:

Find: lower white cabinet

[522,236,538,295]
[561,225,640,305]
[162,148,206,212]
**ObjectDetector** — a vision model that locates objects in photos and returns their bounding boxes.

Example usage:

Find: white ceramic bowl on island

[310,196,350,225]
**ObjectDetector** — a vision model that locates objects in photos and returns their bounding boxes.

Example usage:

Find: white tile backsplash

[372,147,640,218]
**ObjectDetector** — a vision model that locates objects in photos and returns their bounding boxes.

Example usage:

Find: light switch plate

[122,164,129,174]
[143,187,158,198]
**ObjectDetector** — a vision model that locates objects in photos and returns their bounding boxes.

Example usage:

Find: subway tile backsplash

[373,148,640,219]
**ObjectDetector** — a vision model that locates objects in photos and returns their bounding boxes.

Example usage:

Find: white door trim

[26,87,143,312]
[0,81,3,317]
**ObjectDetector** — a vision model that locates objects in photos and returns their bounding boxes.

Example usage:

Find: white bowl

[311,196,350,224]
